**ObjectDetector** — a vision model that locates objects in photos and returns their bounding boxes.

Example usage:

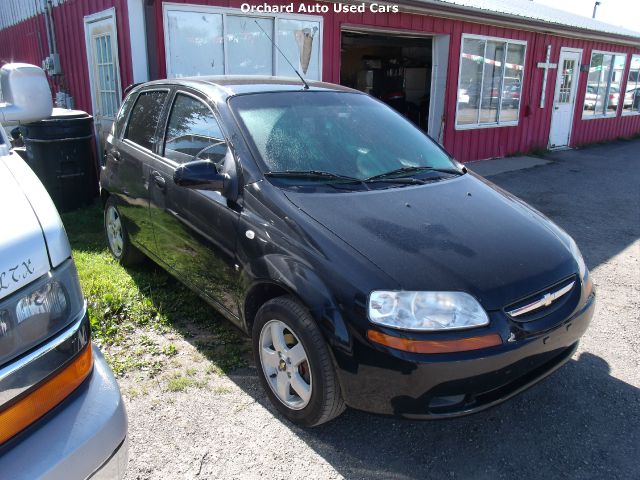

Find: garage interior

[340,30,433,132]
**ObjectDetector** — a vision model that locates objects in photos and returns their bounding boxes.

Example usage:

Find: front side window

[623,55,640,115]
[124,91,168,150]
[582,51,627,118]
[456,35,526,128]
[230,92,456,182]
[163,93,226,165]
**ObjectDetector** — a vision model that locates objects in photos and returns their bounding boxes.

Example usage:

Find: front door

[84,8,122,158]
[151,90,242,319]
[549,49,581,148]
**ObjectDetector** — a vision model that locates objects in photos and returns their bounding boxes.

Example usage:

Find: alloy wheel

[106,205,124,257]
[259,319,312,410]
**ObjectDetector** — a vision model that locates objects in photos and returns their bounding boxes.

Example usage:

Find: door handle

[108,149,120,162]
[151,171,166,190]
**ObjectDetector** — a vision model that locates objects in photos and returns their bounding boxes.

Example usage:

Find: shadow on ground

[228,350,639,479]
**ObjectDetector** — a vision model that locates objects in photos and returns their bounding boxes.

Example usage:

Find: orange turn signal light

[367,330,502,354]
[0,343,93,445]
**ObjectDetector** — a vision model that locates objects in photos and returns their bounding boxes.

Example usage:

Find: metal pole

[592,1,601,19]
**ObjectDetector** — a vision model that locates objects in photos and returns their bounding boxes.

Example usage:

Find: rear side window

[163,93,227,165]
[124,90,168,150]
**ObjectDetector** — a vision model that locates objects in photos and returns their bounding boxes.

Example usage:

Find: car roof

[135,76,361,99]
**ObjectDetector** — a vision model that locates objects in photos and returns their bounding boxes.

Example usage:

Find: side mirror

[0,63,53,124]
[174,160,229,192]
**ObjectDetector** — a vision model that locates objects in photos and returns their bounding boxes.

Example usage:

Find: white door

[84,8,121,158]
[549,48,581,148]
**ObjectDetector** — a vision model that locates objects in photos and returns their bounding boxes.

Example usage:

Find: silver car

[0,64,127,479]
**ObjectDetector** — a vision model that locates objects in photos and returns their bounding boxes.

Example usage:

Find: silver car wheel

[259,319,312,410]
[106,205,124,257]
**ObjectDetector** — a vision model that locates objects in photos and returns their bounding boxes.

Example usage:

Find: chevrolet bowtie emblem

[507,281,575,317]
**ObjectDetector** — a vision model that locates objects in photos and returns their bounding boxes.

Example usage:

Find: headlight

[368,291,489,331]
[0,259,83,363]
[568,238,587,279]
[16,280,68,324]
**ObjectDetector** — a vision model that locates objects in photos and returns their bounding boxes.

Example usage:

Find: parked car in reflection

[585,84,625,111]
[607,86,621,109]
[624,87,640,110]
[584,85,598,110]
[101,76,594,426]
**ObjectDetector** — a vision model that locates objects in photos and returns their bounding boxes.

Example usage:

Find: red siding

[0,0,133,115]
[1,0,639,161]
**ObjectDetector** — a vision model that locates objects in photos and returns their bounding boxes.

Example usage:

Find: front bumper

[335,292,595,418]
[0,346,128,479]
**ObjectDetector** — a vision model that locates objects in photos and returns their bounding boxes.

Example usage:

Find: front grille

[505,275,578,323]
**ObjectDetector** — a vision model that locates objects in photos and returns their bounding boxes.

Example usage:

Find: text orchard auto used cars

[240,2,399,14]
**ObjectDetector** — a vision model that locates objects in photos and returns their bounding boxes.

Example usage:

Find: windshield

[230,92,456,181]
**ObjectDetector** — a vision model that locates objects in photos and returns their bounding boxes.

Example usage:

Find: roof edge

[340,0,640,47]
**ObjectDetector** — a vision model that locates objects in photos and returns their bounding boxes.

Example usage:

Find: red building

[1,0,639,162]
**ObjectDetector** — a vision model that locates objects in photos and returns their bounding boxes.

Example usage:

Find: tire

[253,295,345,427]
[104,196,145,266]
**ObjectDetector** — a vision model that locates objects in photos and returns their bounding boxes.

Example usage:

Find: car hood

[0,157,51,301]
[283,174,577,310]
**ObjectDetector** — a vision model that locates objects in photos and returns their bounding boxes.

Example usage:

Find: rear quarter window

[124,90,168,150]
[113,92,137,138]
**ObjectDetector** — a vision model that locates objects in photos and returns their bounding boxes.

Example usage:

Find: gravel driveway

[122,140,639,479]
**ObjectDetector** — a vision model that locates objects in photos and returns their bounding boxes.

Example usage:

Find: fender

[242,254,352,353]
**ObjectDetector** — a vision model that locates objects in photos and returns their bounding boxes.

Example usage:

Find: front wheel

[253,296,345,427]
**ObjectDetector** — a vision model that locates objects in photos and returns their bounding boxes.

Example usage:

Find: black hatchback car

[100,77,595,426]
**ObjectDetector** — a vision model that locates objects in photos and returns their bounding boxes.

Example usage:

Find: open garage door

[340,29,448,143]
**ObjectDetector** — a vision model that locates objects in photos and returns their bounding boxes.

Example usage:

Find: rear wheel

[253,296,345,427]
[104,197,144,266]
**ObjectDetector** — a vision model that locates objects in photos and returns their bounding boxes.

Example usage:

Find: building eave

[336,0,640,48]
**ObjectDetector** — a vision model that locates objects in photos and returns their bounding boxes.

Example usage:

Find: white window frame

[455,33,528,130]
[162,3,323,79]
[582,49,627,120]
[622,54,640,117]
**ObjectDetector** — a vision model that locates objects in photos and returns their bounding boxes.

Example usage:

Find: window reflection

[124,91,168,150]
[583,52,626,118]
[164,94,227,165]
[623,55,640,114]
[456,36,525,127]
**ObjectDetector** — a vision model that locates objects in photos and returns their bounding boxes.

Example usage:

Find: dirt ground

[121,140,640,479]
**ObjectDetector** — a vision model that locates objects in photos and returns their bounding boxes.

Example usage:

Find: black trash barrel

[20,108,98,212]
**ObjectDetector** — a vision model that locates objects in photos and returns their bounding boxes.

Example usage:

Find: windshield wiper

[365,165,462,182]
[265,170,364,183]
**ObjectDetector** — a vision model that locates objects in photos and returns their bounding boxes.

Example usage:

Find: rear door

[116,88,170,252]
[151,90,241,318]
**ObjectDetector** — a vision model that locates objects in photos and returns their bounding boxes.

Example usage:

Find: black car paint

[101,77,594,417]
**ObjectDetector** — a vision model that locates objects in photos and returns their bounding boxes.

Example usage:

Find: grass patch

[61,203,247,377]
[163,344,178,357]
[167,375,195,392]
[166,372,206,392]
[213,386,233,395]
